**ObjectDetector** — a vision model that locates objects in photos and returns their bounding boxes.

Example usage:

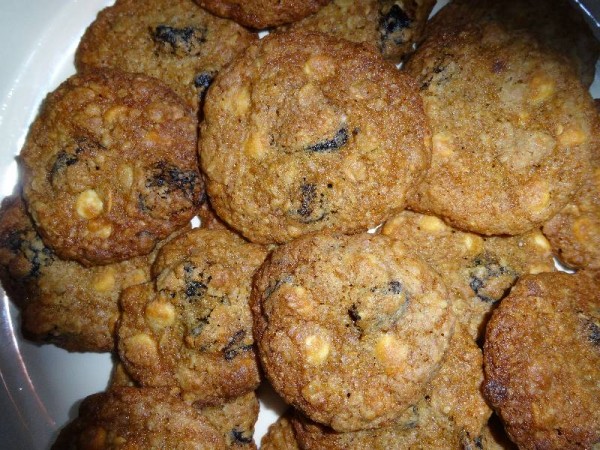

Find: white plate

[0,1,598,449]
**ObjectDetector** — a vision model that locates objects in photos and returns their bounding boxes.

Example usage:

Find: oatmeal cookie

[252,232,454,431]
[200,31,430,244]
[194,0,330,29]
[285,0,435,62]
[52,387,226,449]
[291,324,490,449]
[404,21,595,235]
[198,193,230,231]
[483,271,600,450]
[261,413,301,450]
[382,210,555,338]
[76,0,257,113]
[426,0,600,87]
[20,69,202,266]
[543,102,600,270]
[118,228,267,405]
[0,194,172,352]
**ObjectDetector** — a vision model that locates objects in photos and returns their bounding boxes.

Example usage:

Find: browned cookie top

[200,31,431,244]
[20,69,202,266]
[76,0,257,113]
[382,210,555,338]
[52,387,226,449]
[291,325,490,449]
[252,232,454,432]
[404,21,595,235]
[285,0,436,62]
[194,0,330,28]
[426,0,600,87]
[260,413,301,450]
[483,271,600,450]
[118,228,267,405]
[543,103,600,270]
[0,194,167,352]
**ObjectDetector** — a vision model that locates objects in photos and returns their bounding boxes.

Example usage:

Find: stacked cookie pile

[0,0,599,448]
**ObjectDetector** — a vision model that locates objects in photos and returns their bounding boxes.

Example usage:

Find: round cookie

[261,413,301,450]
[382,210,555,338]
[194,0,330,29]
[52,387,227,449]
[251,232,454,432]
[404,20,595,235]
[425,0,600,87]
[20,69,202,266]
[285,0,436,62]
[543,103,600,270]
[291,325,491,449]
[76,0,257,113]
[118,228,267,405]
[200,31,431,244]
[483,271,600,450]
[0,194,172,352]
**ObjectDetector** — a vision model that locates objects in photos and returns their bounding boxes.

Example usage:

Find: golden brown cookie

[0,194,171,352]
[118,228,267,405]
[201,392,260,449]
[404,19,595,235]
[382,210,555,338]
[285,0,435,62]
[76,0,257,113]
[52,387,227,449]
[20,69,202,266]
[252,232,454,432]
[260,413,301,450]
[291,324,491,449]
[483,271,600,450]
[194,0,330,29]
[543,103,600,270]
[200,30,431,244]
[468,415,518,450]
[426,0,600,87]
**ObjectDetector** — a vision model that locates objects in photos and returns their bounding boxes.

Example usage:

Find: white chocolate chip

[375,333,408,375]
[92,269,116,293]
[76,189,104,219]
[145,301,176,329]
[304,334,330,365]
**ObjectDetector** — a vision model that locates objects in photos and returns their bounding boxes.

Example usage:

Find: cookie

[194,0,330,29]
[52,387,227,449]
[118,228,267,405]
[200,30,431,244]
[468,415,518,450]
[0,194,172,352]
[108,362,259,448]
[201,391,260,449]
[404,19,595,235]
[285,0,435,62]
[20,69,202,266]
[291,324,491,449]
[260,413,301,450]
[198,193,231,231]
[483,271,600,449]
[382,210,555,338]
[426,0,600,87]
[543,103,600,270]
[76,0,257,113]
[252,232,454,431]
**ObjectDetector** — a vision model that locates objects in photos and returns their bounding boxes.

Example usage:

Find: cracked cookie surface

[76,0,257,113]
[200,31,430,244]
[20,69,202,266]
[483,271,600,450]
[118,228,267,405]
[252,232,454,431]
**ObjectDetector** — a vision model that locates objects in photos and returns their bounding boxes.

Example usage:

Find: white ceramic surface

[0,1,598,449]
